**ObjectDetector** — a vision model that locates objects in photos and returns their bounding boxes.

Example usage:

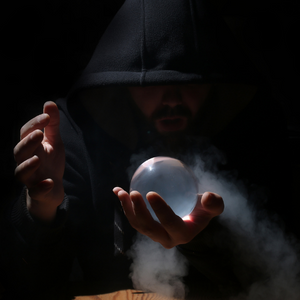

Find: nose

[161,86,182,108]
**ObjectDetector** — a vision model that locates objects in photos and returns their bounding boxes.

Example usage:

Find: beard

[151,104,201,135]
[150,104,192,121]
[128,96,205,154]
[139,107,201,155]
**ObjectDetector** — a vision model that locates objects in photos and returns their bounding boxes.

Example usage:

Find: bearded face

[128,84,212,136]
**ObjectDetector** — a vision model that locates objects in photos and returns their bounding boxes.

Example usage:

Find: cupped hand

[113,187,224,248]
[14,101,65,222]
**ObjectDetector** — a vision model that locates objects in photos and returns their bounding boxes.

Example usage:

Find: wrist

[26,190,62,223]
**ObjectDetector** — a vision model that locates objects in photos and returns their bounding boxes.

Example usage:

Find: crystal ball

[130,156,198,221]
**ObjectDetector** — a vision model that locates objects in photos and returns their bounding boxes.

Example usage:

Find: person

[2,0,298,299]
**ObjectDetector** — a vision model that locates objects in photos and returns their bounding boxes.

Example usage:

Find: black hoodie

[70,0,258,91]
[4,0,297,299]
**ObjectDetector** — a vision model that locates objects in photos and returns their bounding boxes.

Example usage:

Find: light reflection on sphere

[130,156,198,221]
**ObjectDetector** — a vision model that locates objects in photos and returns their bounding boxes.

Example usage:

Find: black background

[1,0,300,211]
[2,0,126,208]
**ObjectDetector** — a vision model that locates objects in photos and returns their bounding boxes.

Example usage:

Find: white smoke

[127,149,300,299]
[193,154,300,300]
[127,233,188,299]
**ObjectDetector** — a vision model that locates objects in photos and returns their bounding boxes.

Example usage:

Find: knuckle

[14,163,25,180]
[179,236,191,245]
[14,167,28,184]
[20,115,47,139]
[14,157,39,184]
[133,223,154,237]
[161,239,176,249]
[160,218,174,227]
[20,125,26,138]
[13,144,20,159]
[141,227,154,237]
[14,139,28,159]
[14,166,22,181]
[20,122,32,139]
[163,243,174,249]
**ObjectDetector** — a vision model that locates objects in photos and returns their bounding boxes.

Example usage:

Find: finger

[130,191,155,222]
[115,189,135,220]
[14,130,44,165]
[147,192,183,222]
[146,191,186,237]
[43,101,61,145]
[114,188,171,246]
[185,192,224,231]
[199,192,224,217]
[14,155,40,185]
[114,188,154,224]
[112,187,123,196]
[20,114,50,140]
[130,191,171,244]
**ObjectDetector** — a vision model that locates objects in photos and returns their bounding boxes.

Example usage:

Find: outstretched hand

[113,187,224,248]
[14,101,65,222]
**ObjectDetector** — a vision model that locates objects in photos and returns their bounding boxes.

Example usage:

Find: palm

[113,188,224,248]
[14,101,66,216]
[33,136,65,202]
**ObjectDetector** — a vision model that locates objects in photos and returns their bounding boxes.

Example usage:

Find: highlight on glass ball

[130,156,199,221]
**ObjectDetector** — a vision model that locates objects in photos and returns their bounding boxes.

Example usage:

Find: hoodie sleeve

[1,99,87,299]
[11,187,69,244]
[3,187,74,299]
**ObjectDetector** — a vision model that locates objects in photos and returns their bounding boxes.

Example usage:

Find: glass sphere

[130,156,198,221]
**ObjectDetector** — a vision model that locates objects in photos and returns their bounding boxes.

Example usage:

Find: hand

[14,101,65,222]
[113,187,224,248]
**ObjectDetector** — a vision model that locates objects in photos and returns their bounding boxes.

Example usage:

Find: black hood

[70,0,259,94]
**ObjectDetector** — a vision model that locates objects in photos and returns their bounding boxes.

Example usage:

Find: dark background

[1,0,300,212]
[2,0,126,210]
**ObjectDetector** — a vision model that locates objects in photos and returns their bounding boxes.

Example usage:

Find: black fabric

[69,0,260,94]
[3,94,296,299]
[1,190,74,300]
[58,96,245,298]
[10,188,69,245]
[58,97,136,293]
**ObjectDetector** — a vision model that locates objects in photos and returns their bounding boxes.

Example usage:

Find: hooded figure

[4,0,298,299]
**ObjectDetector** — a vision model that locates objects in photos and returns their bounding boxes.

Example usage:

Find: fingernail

[40,179,53,189]
[205,193,214,205]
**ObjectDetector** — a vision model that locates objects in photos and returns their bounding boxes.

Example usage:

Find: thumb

[43,101,61,144]
[184,192,224,237]
[189,192,224,222]
[201,192,224,217]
